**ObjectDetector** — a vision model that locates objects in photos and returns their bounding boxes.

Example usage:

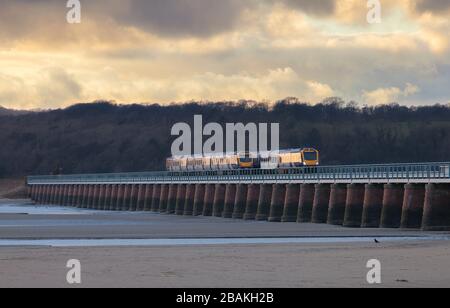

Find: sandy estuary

[1,199,450,288]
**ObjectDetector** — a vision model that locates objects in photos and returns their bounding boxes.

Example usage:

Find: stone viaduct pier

[27,162,450,231]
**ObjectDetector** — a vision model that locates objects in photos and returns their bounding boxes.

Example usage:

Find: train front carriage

[301,148,320,166]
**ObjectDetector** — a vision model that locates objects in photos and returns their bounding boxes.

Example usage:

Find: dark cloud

[0,0,65,38]
[0,0,337,40]
[0,0,348,42]
[97,0,254,38]
[0,0,255,39]
[415,0,450,13]
[281,0,336,16]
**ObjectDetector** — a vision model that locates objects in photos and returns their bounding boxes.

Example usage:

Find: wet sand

[1,241,450,288]
[1,199,450,288]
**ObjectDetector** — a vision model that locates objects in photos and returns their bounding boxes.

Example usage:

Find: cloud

[404,83,420,96]
[0,74,27,108]
[414,0,450,14]
[0,0,449,108]
[35,67,83,107]
[416,13,450,54]
[281,0,336,16]
[0,0,256,48]
[154,67,335,103]
[110,0,254,38]
[0,67,82,109]
[362,83,420,105]
[0,65,336,107]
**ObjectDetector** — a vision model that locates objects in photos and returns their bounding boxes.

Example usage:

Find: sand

[1,199,450,288]
[1,241,450,288]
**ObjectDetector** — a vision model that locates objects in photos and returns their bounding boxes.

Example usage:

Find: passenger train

[166,148,319,171]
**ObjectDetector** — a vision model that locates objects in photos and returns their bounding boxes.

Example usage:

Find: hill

[0,98,449,177]
[0,106,33,116]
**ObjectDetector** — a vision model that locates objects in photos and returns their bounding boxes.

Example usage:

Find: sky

[0,0,449,109]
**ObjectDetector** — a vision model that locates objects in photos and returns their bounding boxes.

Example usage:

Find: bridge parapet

[27,162,450,185]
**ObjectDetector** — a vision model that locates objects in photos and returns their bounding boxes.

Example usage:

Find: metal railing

[27,162,450,185]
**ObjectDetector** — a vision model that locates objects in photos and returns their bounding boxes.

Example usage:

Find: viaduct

[27,162,450,231]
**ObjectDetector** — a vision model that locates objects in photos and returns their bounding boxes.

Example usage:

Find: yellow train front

[237,152,261,169]
[300,148,320,166]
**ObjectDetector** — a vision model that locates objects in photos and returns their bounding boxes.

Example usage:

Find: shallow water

[0,236,449,247]
[2,200,449,247]
[0,202,103,215]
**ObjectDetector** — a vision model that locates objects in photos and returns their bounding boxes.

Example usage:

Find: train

[166,148,319,171]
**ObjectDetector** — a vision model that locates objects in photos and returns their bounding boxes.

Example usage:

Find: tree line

[0,98,449,177]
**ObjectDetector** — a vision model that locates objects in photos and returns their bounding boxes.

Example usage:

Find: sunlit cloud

[362,83,420,105]
[0,0,449,109]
